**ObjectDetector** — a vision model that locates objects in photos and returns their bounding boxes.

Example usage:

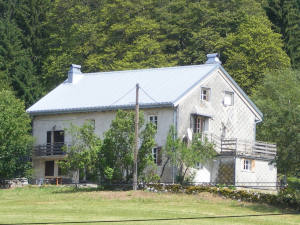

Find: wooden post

[133,83,139,190]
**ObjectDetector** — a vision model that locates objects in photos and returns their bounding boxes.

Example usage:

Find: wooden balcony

[33,143,66,157]
[200,133,276,159]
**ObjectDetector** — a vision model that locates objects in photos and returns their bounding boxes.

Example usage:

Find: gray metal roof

[26,62,262,119]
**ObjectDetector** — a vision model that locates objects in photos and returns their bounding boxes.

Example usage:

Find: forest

[0,0,299,177]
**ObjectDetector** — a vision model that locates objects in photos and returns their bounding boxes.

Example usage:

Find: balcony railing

[198,133,276,159]
[33,143,67,157]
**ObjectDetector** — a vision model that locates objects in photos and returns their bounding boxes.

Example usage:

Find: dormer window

[201,88,210,101]
[224,91,234,106]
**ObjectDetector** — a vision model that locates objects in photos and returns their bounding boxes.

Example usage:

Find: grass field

[0,186,299,225]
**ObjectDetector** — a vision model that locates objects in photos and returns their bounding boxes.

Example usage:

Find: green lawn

[0,186,299,225]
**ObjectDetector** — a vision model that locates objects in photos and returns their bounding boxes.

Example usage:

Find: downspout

[254,118,262,142]
[172,106,178,184]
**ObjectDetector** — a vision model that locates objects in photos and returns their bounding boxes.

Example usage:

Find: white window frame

[201,87,210,101]
[196,162,203,169]
[152,148,158,164]
[224,91,234,106]
[149,115,158,127]
[243,159,252,171]
[194,116,209,134]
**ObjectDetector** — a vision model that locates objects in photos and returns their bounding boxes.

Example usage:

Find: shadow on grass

[230,201,298,214]
[1,213,299,225]
[52,184,133,194]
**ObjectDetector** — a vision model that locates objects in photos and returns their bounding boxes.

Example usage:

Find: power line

[109,85,136,106]
[139,86,158,103]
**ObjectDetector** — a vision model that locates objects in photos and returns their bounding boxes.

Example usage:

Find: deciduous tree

[0,90,32,179]
[253,69,300,175]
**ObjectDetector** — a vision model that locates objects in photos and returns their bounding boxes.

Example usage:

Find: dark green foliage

[0,19,41,106]
[0,90,32,179]
[252,69,300,175]
[0,0,293,101]
[0,0,48,106]
[265,0,300,69]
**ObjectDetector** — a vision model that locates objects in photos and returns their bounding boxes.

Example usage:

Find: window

[243,159,255,171]
[224,91,234,106]
[152,148,158,164]
[201,88,210,101]
[196,162,203,169]
[152,147,162,165]
[193,116,208,133]
[149,115,158,127]
[47,130,64,144]
[46,130,64,155]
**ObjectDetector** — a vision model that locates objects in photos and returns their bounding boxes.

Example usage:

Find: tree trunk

[160,157,169,180]
[182,167,189,183]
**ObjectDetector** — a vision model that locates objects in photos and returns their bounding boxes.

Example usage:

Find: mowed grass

[0,186,299,225]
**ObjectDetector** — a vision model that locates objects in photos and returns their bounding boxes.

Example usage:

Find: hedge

[144,184,300,211]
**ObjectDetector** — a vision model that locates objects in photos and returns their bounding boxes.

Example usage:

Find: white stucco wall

[235,157,277,189]
[32,107,175,181]
[176,69,259,145]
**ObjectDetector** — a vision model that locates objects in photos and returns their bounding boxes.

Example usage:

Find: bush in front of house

[145,184,300,211]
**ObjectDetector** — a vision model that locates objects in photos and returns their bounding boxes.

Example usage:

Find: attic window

[201,88,210,101]
[224,91,234,106]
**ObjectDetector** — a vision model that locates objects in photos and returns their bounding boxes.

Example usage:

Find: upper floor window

[193,115,209,133]
[201,88,210,101]
[224,91,234,106]
[149,115,158,127]
[47,130,64,145]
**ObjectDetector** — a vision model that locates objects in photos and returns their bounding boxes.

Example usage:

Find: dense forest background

[0,0,299,107]
[0,0,299,175]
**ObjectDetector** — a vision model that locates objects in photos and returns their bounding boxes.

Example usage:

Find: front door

[45,160,54,177]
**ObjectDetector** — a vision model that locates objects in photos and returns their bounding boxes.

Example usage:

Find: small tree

[178,133,216,183]
[59,122,102,184]
[100,110,156,183]
[161,126,216,183]
[160,125,180,180]
[0,90,33,180]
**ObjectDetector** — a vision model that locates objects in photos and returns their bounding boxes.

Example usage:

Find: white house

[27,53,277,188]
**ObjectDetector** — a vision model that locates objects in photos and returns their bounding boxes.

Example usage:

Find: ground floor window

[152,147,162,165]
[242,159,255,171]
[196,162,203,169]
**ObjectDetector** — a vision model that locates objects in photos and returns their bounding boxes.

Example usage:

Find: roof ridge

[83,64,213,76]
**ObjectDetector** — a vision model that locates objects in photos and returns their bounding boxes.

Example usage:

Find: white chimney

[205,53,222,64]
[68,64,83,83]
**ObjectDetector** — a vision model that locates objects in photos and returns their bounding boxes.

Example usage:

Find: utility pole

[133,83,139,190]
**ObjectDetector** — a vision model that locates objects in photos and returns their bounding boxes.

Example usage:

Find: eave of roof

[28,102,174,116]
